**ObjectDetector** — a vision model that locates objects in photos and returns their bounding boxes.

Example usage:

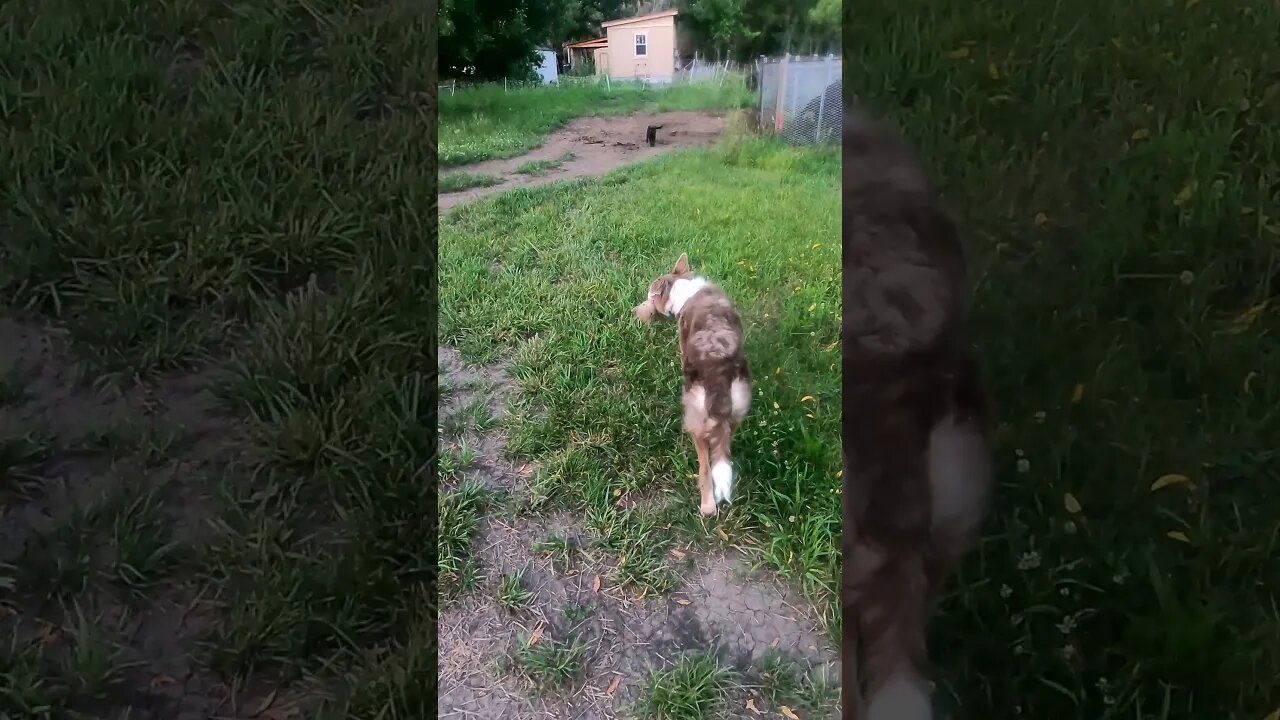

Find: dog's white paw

[711,460,733,505]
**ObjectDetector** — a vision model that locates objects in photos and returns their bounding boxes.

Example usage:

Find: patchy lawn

[849,0,1280,717]
[1,0,436,718]
[515,152,577,176]
[438,79,754,167]
[438,137,841,717]
[439,171,504,193]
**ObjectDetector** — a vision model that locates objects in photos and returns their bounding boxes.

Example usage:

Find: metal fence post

[757,56,765,128]
[775,54,789,133]
[816,59,830,143]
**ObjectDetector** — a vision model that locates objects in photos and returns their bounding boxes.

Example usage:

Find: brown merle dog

[633,253,752,517]
[841,106,995,719]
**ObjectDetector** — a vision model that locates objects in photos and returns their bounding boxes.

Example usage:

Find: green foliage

[439,0,561,80]
[685,0,759,60]
[677,0,839,59]
[848,0,1280,717]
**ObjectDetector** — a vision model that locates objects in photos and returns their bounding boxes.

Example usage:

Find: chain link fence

[675,58,741,83]
[757,55,841,145]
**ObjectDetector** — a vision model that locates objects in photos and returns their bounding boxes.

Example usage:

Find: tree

[807,0,840,41]
[439,0,561,80]
[685,0,759,61]
[677,0,838,63]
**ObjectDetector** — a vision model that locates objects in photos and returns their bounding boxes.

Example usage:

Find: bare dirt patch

[438,112,727,213]
[436,347,838,720]
[0,314,250,719]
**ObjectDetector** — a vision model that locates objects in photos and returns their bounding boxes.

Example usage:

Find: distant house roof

[564,36,608,49]
[601,9,678,28]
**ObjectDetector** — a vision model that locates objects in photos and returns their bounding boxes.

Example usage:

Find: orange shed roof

[601,9,678,28]
[564,37,608,49]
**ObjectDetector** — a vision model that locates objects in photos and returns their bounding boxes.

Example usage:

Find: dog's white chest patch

[668,277,708,315]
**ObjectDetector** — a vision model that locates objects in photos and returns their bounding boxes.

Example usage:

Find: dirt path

[438,111,727,213]
[437,347,839,720]
[0,315,262,719]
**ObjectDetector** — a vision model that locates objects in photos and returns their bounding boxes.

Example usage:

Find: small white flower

[1017,551,1041,570]
[1034,410,1047,423]
[1015,448,1026,457]
[1016,458,1031,473]
[1000,584,1013,599]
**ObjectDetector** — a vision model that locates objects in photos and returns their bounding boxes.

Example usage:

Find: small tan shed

[602,10,678,84]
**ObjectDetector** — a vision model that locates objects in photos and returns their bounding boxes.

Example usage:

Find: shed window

[635,33,647,56]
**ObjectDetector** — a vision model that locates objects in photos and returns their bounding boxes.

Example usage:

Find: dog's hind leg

[852,540,932,720]
[707,424,734,507]
[692,433,716,516]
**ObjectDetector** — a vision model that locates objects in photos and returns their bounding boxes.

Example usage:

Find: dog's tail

[707,422,734,505]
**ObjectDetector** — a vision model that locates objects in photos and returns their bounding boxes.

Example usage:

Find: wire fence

[757,55,841,145]
[437,74,614,95]
[675,57,742,83]
[439,67,745,96]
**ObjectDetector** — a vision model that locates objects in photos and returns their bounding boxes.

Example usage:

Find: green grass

[534,533,581,574]
[0,609,128,718]
[634,652,734,720]
[496,564,534,611]
[850,0,1280,717]
[107,486,183,591]
[439,171,503,193]
[439,79,753,167]
[0,369,27,405]
[512,632,588,690]
[442,395,499,434]
[1,0,438,715]
[561,601,593,628]
[0,630,63,718]
[438,438,477,479]
[752,650,837,716]
[515,152,576,176]
[61,607,126,699]
[440,137,841,617]
[438,481,488,597]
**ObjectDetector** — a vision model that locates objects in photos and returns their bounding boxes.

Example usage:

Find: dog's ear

[653,277,672,297]
[671,253,691,275]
